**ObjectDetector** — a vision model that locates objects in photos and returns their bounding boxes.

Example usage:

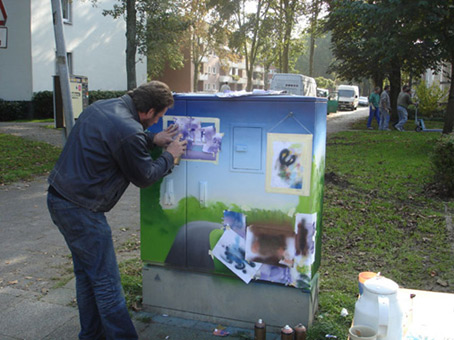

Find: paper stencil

[265,133,313,196]
[163,116,223,164]
[212,229,262,284]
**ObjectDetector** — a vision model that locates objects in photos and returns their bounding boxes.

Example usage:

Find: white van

[270,73,317,97]
[337,85,359,110]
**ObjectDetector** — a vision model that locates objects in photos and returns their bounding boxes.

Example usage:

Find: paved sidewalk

[0,177,274,339]
[0,282,264,339]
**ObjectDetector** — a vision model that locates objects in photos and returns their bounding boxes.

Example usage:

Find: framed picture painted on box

[265,133,313,196]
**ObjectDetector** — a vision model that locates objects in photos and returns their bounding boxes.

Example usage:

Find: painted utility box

[141,93,327,329]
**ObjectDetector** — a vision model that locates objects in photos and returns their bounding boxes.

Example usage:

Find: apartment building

[0,0,146,101]
[423,63,452,95]
[158,50,265,93]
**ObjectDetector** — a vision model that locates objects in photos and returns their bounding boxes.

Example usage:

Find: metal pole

[51,0,74,139]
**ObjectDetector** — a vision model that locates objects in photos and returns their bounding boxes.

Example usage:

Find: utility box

[141,93,327,330]
[270,73,317,97]
[53,75,89,128]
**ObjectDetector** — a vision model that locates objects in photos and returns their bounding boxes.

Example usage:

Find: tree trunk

[388,60,401,123]
[193,61,200,92]
[282,42,289,73]
[309,0,319,77]
[126,0,137,90]
[442,60,454,134]
[309,34,315,77]
[372,73,384,90]
[282,18,292,73]
[247,69,253,92]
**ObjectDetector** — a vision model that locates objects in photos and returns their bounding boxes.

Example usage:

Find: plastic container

[358,272,377,295]
[349,325,377,340]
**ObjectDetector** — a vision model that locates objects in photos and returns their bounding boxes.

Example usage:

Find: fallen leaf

[41,288,49,294]
[8,280,18,285]
[430,271,437,277]
[436,278,449,287]
[25,276,33,280]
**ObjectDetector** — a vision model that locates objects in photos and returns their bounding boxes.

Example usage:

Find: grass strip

[311,130,454,338]
[0,133,61,185]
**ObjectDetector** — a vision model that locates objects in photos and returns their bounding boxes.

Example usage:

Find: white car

[359,96,369,106]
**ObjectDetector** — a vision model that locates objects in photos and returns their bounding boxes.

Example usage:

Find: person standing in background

[395,85,415,132]
[367,87,381,130]
[379,85,391,131]
[220,82,231,93]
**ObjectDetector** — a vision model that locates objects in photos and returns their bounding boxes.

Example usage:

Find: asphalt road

[327,106,369,134]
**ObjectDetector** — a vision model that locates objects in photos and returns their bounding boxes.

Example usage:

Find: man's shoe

[367,127,374,130]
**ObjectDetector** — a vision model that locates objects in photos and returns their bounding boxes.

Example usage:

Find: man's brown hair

[128,81,174,114]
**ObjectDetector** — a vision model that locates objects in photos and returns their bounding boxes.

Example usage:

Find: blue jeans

[396,105,408,130]
[47,192,138,340]
[379,109,390,130]
[367,107,380,128]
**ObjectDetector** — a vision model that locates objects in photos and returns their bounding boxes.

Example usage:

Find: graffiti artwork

[265,133,313,196]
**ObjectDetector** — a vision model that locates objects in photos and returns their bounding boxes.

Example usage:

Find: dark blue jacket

[48,95,174,212]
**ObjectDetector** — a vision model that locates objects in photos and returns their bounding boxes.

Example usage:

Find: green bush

[0,99,29,121]
[415,80,448,117]
[315,76,336,90]
[0,90,127,122]
[32,91,54,119]
[89,90,126,104]
[431,134,454,196]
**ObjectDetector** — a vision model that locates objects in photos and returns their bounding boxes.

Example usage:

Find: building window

[62,0,72,24]
[66,52,73,74]
[230,67,238,76]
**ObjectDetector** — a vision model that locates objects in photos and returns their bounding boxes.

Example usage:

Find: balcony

[219,75,232,82]
[230,61,246,69]
[198,74,209,81]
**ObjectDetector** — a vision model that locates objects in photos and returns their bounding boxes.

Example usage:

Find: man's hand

[166,134,187,160]
[153,124,179,148]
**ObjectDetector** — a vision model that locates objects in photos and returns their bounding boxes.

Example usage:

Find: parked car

[359,96,369,106]
[337,85,359,110]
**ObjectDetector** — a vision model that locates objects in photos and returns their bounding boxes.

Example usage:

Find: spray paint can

[294,323,307,340]
[254,318,266,340]
[281,325,294,340]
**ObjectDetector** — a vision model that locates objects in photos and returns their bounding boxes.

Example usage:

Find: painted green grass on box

[140,159,325,265]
